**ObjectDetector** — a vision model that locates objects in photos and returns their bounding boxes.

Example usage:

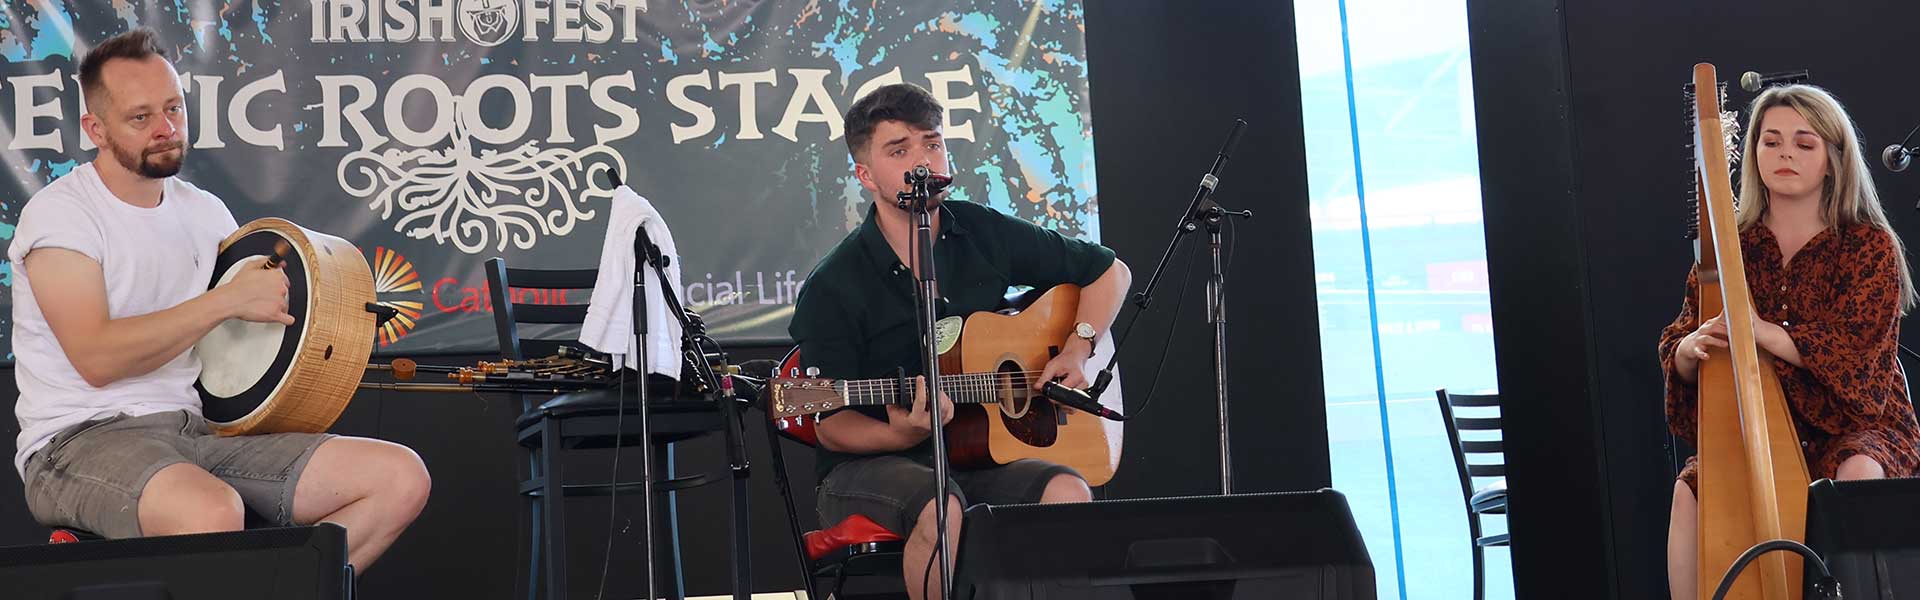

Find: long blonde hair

[1735,84,1917,313]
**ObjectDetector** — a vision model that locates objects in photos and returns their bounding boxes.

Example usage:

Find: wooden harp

[1689,62,1811,600]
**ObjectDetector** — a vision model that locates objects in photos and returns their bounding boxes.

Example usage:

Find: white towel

[579,186,684,379]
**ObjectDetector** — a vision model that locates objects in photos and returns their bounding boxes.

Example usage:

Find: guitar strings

[839,381,1054,392]
[836,370,1066,403]
[833,369,1047,384]
[836,371,1051,389]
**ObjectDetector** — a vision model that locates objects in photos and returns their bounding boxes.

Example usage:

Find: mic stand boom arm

[1075,119,1252,494]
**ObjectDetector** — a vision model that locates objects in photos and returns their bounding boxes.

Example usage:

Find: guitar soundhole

[996,361,1058,447]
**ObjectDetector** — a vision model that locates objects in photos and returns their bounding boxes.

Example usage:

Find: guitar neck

[838,371,1035,407]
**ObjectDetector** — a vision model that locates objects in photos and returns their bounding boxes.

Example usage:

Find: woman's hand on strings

[1676,315,1729,379]
[1676,310,1804,379]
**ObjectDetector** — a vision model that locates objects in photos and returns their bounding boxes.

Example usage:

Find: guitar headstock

[768,377,849,419]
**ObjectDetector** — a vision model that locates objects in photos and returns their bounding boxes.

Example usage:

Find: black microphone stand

[630,223,661,600]
[898,165,954,600]
[613,163,751,600]
[1077,119,1251,494]
[632,227,753,600]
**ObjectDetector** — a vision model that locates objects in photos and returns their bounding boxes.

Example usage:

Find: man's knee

[1040,473,1090,503]
[377,444,432,516]
[913,495,966,541]
[311,438,432,516]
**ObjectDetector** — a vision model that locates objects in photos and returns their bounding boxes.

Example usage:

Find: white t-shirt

[10,162,239,477]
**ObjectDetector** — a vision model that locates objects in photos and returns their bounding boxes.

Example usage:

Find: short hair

[844,83,944,162]
[79,28,168,112]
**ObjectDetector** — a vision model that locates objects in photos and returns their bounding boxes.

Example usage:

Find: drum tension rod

[364,302,400,329]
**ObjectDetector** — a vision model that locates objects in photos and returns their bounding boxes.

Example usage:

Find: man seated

[11,28,429,571]
[788,83,1132,600]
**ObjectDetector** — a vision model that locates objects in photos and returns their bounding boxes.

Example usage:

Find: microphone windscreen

[926,173,955,194]
[1884,145,1912,173]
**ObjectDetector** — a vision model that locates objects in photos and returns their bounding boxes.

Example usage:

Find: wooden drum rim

[202,217,376,436]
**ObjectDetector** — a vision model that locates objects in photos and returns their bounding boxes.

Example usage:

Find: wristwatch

[1074,322,1098,346]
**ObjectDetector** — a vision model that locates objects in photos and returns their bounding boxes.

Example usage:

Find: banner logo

[327,71,636,254]
[458,0,519,47]
[309,0,650,45]
[372,247,426,347]
[338,120,622,254]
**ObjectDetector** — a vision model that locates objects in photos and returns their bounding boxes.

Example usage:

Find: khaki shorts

[816,454,1080,537]
[21,410,334,539]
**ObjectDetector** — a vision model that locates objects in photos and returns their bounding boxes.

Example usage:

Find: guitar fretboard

[838,370,1046,406]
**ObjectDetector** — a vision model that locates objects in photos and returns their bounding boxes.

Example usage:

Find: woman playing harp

[1661,84,1920,599]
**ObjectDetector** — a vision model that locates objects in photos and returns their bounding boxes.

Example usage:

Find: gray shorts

[21,410,335,539]
[817,455,1080,536]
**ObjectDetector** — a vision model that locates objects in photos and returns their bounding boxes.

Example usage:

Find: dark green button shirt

[788,200,1116,479]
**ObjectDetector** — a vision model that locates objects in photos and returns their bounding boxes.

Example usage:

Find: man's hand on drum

[221,256,295,325]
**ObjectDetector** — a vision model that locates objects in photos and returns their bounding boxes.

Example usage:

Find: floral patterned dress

[1661,222,1920,492]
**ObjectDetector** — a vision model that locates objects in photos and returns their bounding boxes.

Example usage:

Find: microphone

[925,172,954,195]
[1042,381,1126,421]
[1885,144,1913,173]
[1199,120,1247,199]
[1884,123,1920,174]
[904,167,955,194]
[1739,69,1809,93]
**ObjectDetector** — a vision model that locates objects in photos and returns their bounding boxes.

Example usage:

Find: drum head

[196,229,311,424]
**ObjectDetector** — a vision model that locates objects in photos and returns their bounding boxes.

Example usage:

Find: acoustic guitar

[769,284,1124,486]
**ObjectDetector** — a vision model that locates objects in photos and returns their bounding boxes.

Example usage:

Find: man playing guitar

[787,82,1132,600]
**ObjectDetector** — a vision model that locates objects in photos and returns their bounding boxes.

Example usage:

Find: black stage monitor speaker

[953,488,1375,600]
[1806,477,1920,600]
[0,524,351,600]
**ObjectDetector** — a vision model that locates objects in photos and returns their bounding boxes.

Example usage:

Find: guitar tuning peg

[805,367,820,377]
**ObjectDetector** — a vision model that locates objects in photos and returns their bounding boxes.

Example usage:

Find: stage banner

[0,0,1099,357]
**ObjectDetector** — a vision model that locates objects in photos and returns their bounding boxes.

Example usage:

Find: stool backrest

[1435,389,1505,504]
[483,257,600,361]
